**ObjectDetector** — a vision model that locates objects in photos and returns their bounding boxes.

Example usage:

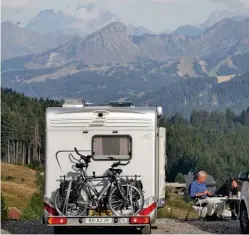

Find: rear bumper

[43,195,158,226]
[46,216,151,227]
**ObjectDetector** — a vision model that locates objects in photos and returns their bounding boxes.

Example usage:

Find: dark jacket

[216,179,238,197]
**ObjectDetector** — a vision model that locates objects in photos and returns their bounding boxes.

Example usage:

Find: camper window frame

[91,134,132,161]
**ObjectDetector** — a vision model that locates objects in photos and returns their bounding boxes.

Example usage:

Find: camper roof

[47,106,157,114]
[62,100,134,108]
[53,99,163,118]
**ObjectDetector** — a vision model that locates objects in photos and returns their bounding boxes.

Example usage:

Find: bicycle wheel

[107,184,144,216]
[54,186,90,216]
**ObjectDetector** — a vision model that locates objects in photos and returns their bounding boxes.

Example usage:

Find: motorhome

[42,100,166,234]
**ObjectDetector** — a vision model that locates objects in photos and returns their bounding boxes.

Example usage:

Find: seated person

[216,177,239,219]
[190,171,225,220]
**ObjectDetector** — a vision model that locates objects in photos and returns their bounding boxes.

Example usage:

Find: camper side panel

[158,127,166,208]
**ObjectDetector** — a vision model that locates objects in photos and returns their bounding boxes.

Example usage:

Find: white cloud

[1,0,32,8]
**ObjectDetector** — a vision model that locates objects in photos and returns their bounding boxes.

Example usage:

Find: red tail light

[48,217,67,224]
[138,202,157,215]
[130,216,150,224]
[44,203,58,216]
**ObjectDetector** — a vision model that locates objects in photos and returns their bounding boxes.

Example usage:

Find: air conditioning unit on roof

[62,99,93,108]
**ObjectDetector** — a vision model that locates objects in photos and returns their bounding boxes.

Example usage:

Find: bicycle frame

[84,178,112,201]
[58,160,142,216]
[83,174,129,202]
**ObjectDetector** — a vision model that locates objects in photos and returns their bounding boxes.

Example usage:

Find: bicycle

[54,147,144,217]
[54,148,92,217]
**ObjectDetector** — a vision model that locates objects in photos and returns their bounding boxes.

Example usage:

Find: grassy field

[157,187,198,219]
[1,163,38,211]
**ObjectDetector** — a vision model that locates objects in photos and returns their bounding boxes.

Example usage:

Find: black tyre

[140,225,151,234]
[54,186,89,216]
[240,203,249,234]
[108,184,144,216]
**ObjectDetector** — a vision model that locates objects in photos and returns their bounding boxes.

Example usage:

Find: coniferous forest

[1,88,61,165]
[1,88,249,185]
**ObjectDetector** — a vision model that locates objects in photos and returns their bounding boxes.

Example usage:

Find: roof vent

[109,101,133,107]
[62,99,88,108]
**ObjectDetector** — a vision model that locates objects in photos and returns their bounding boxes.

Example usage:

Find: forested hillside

[1,88,249,186]
[2,64,249,117]
[165,108,249,185]
[1,88,61,165]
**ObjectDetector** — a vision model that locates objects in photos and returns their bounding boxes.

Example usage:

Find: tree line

[1,88,249,186]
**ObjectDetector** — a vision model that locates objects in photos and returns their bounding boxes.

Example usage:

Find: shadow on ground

[1,220,143,234]
[54,227,142,234]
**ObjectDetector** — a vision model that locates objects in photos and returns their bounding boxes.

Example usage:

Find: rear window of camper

[92,135,132,160]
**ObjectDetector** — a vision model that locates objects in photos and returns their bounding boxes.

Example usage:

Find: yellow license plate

[89,210,113,216]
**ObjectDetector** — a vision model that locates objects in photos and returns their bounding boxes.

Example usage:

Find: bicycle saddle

[108,168,122,176]
[75,163,88,169]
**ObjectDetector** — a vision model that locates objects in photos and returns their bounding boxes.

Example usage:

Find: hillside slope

[1,21,73,60]
[1,163,37,211]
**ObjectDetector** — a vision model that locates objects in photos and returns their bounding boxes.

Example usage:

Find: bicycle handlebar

[119,161,130,166]
[111,160,130,168]
[74,147,80,155]
[74,147,91,164]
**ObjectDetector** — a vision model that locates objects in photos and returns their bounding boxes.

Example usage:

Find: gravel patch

[154,218,241,234]
[1,218,241,234]
[1,220,53,234]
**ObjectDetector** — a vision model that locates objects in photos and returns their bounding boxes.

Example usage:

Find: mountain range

[200,9,249,28]
[2,4,157,60]
[26,5,120,36]
[1,21,74,61]
[3,6,249,61]
[1,7,249,117]
[25,5,157,38]
[3,17,249,69]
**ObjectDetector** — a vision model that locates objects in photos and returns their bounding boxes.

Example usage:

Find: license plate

[85,218,113,224]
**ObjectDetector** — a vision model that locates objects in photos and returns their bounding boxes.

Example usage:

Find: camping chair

[184,174,217,221]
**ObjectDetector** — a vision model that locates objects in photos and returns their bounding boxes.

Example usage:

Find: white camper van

[42,100,166,234]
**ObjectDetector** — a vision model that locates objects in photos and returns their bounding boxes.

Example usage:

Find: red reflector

[44,203,58,216]
[48,217,67,224]
[139,202,157,215]
[130,217,150,224]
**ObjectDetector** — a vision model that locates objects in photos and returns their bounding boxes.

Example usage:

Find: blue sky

[1,0,249,32]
